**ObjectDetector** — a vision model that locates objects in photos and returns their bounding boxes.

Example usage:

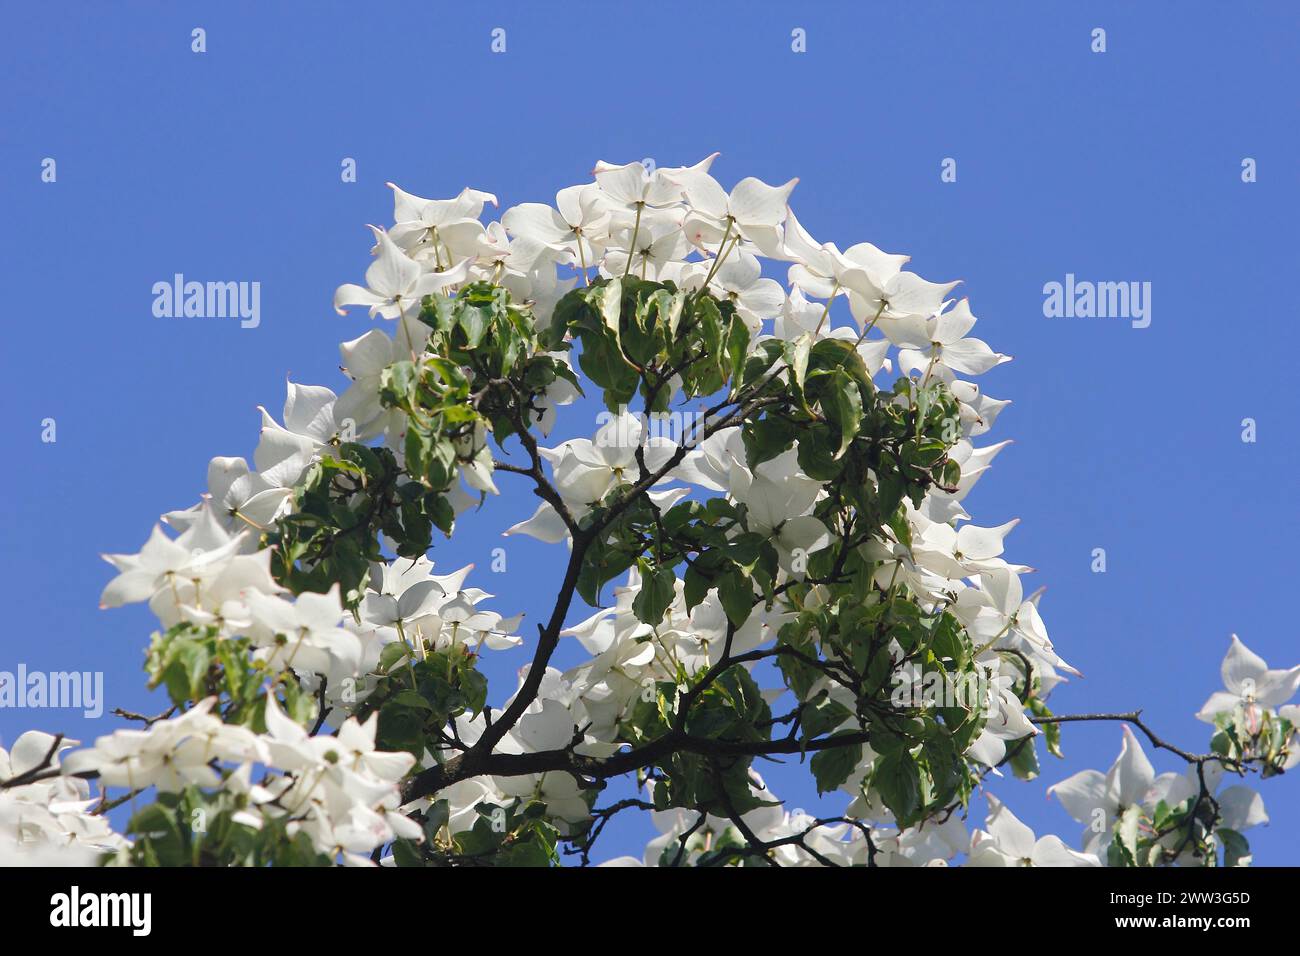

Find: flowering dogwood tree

[3,156,1296,867]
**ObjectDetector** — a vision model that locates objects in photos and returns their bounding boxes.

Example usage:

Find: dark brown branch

[1028,710,1233,768]
[0,733,64,790]
[404,724,872,800]
[111,705,178,727]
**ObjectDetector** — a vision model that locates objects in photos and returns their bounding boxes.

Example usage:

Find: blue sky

[2,1,1297,864]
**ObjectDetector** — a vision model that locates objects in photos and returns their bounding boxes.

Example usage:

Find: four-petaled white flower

[334,226,471,319]
[969,795,1101,867]
[1196,634,1300,725]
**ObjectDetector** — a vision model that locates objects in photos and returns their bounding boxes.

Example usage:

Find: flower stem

[813,281,842,336]
[622,203,644,279]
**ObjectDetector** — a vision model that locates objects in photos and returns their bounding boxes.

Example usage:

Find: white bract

[968,795,1100,867]
[1197,634,1300,724]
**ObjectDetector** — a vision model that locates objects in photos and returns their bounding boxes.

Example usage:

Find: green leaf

[872,748,922,824]
[1220,828,1251,867]
[378,641,410,674]
[785,333,812,391]
[1113,804,1143,867]
[597,278,623,338]
[632,560,677,626]
[391,838,424,867]
[716,569,754,628]
[822,367,863,458]
[377,702,427,757]
[1008,734,1040,780]
[801,694,851,740]
[126,803,186,867]
[811,733,864,795]
[682,564,711,611]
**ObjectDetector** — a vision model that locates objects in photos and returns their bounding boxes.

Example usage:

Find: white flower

[243,585,363,676]
[781,209,910,306]
[848,270,960,327]
[254,381,348,470]
[895,299,1010,379]
[690,251,785,333]
[969,795,1100,866]
[504,411,681,542]
[502,185,610,268]
[668,168,797,255]
[100,504,251,609]
[360,579,445,630]
[593,154,717,220]
[62,699,264,792]
[1048,725,1158,855]
[335,328,407,440]
[334,227,471,320]
[728,453,830,575]
[601,220,691,282]
[164,456,294,536]
[387,183,495,264]
[1196,634,1300,724]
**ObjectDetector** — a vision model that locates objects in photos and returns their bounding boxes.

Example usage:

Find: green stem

[698,219,736,291]
[813,281,842,336]
[622,203,644,279]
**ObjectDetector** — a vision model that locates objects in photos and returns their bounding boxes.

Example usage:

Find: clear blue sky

[2,1,1297,864]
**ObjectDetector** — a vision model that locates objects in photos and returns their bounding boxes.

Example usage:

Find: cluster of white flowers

[335,156,1286,864]
[60,376,528,862]
[51,698,418,865]
[98,383,523,715]
[599,771,1078,868]
[600,773,968,867]
[372,157,1064,845]
[4,156,1294,867]
[1045,637,1299,865]
[601,697,1285,869]
[0,732,126,865]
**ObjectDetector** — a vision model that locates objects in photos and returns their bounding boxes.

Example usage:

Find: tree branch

[0,733,64,790]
